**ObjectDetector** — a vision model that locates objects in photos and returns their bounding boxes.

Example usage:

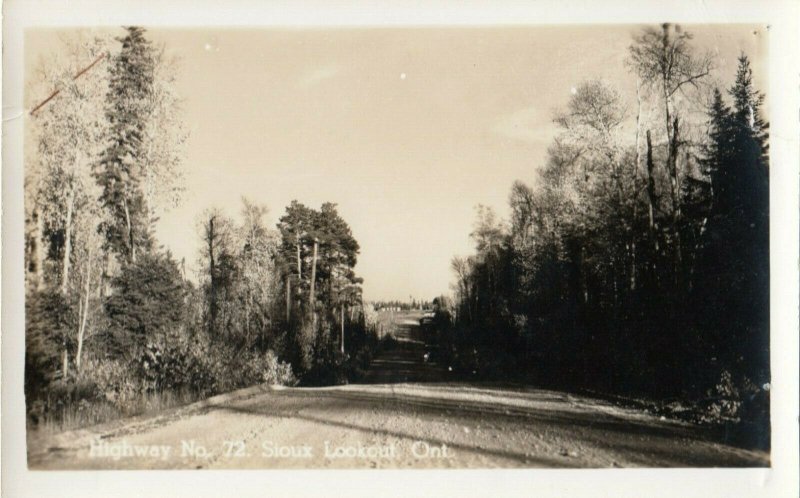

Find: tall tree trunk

[667,116,683,286]
[208,217,217,335]
[101,251,112,298]
[123,195,135,263]
[310,239,318,328]
[34,208,46,291]
[661,25,674,156]
[579,246,588,304]
[630,80,645,291]
[62,349,69,380]
[296,237,302,279]
[245,289,250,342]
[61,190,75,295]
[76,255,91,372]
[340,304,345,354]
[466,283,473,323]
[645,130,658,252]
[286,276,291,321]
[659,27,682,287]
[629,241,637,292]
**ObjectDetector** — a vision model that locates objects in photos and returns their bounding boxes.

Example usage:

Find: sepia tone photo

[21,23,771,471]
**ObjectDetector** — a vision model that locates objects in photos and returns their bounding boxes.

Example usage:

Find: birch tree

[26,35,112,378]
[27,35,111,295]
[628,23,714,285]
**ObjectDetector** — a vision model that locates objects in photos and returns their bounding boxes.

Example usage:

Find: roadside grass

[31,388,203,435]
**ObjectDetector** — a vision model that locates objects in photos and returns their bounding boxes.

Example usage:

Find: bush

[303,349,348,386]
[133,328,297,395]
[260,349,298,385]
[216,346,297,390]
[137,331,217,395]
[704,370,768,425]
[78,356,139,405]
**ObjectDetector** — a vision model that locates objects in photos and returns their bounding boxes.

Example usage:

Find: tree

[237,198,281,348]
[139,47,188,220]
[194,200,285,351]
[197,208,236,337]
[95,26,186,268]
[628,23,714,284]
[105,251,187,359]
[275,201,364,371]
[450,256,472,322]
[25,290,75,395]
[694,55,769,383]
[315,203,361,306]
[96,27,157,265]
[26,28,188,394]
[26,35,111,295]
[25,35,115,380]
[277,201,361,323]
[277,201,316,314]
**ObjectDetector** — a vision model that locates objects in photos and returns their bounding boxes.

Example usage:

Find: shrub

[137,331,217,395]
[705,370,767,424]
[78,356,139,406]
[259,349,298,386]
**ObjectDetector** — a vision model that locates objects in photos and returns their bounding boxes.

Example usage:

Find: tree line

[370,300,433,311]
[24,27,377,428]
[439,25,769,438]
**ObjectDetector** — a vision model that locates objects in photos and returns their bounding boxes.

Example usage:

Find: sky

[25,25,765,301]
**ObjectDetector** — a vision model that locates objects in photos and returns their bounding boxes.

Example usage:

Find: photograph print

[22,23,771,470]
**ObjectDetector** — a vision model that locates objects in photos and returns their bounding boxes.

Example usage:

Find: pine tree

[95,27,157,265]
[730,54,768,154]
[726,54,769,382]
[728,54,769,224]
[695,55,770,384]
[704,88,735,213]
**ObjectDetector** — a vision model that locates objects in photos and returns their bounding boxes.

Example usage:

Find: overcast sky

[26,25,765,301]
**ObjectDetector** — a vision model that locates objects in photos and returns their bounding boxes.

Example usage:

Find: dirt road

[28,312,768,469]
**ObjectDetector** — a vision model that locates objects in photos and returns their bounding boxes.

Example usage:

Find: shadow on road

[214,393,577,467]
[212,383,766,467]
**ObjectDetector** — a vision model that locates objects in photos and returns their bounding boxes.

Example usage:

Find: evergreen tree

[704,88,735,211]
[105,251,187,359]
[25,290,75,395]
[725,54,770,382]
[95,27,157,264]
[728,54,769,225]
[695,55,770,384]
[315,202,362,303]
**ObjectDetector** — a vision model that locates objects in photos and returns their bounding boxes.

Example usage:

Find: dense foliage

[24,28,376,430]
[440,27,769,444]
[24,25,769,448]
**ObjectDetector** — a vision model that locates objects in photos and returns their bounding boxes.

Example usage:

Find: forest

[24,27,380,429]
[24,25,771,447]
[436,24,770,444]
